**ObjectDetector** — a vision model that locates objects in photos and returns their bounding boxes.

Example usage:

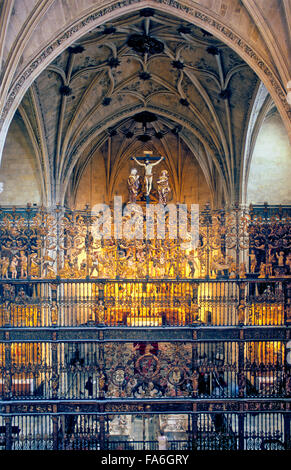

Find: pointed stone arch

[0,0,290,167]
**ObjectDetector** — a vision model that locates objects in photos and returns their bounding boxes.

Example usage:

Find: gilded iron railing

[0,204,290,451]
[0,203,289,281]
[0,278,289,327]
[0,339,289,401]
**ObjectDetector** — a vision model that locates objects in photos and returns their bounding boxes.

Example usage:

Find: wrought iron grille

[0,204,290,451]
[0,278,288,328]
[0,412,289,451]
[0,203,289,281]
[0,340,289,401]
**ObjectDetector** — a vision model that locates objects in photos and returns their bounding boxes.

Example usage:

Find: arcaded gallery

[0,0,290,451]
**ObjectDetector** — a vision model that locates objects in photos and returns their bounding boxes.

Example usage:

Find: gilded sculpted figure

[127,168,140,203]
[19,251,28,278]
[276,251,285,267]
[90,251,99,277]
[239,262,246,278]
[249,250,257,274]
[10,255,18,279]
[157,169,171,205]
[211,253,229,277]
[132,155,164,196]
[258,262,266,278]
[266,248,275,277]
[1,257,9,279]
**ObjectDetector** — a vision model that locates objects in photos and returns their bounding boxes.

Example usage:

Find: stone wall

[0,113,42,206]
[247,109,291,205]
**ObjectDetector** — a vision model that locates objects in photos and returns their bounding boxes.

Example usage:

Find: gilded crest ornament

[135,353,160,379]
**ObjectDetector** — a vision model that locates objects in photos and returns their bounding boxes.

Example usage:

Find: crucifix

[131,151,164,198]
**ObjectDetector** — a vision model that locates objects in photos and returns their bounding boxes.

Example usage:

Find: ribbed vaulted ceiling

[18,8,259,206]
